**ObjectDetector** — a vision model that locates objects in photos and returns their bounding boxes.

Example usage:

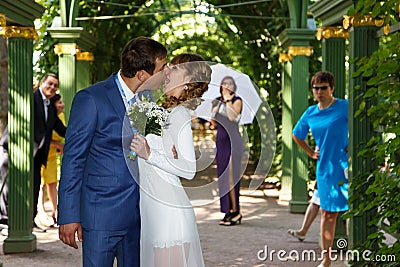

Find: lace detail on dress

[153,240,190,249]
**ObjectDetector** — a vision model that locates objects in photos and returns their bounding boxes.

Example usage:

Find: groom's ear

[137,70,151,82]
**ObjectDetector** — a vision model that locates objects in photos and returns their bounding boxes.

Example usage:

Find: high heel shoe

[224,212,242,226]
[219,212,232,225]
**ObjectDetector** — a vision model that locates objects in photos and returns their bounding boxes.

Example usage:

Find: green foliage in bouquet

[126,97,171,137]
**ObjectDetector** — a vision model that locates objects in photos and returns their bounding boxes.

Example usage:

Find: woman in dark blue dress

[211,76,244,226]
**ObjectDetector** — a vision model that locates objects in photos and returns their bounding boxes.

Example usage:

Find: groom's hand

[59,222,82,249]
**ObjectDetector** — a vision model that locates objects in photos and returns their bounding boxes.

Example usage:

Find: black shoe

[219,212,232,225]
[224,212,242,226]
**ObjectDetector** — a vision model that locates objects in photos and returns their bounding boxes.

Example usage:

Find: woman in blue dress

[292,71,348,267]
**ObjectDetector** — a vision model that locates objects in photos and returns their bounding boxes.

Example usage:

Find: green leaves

[33,0,60,78]
[348,1,400,263]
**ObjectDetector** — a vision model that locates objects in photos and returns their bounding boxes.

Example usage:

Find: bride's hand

[130,133,151,160]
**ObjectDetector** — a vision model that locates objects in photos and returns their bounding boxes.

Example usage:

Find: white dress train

[138,106,205,267]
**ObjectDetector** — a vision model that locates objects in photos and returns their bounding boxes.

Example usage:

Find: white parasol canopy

[195,63,262,125]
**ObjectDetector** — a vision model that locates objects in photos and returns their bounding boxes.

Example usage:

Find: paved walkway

[0,128,348,266]
[0,188,347,267]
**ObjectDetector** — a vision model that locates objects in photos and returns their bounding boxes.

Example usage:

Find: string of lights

[214,0,272,8]
[88,0,272,9]
[76,12,288,21]
[76,0,287,21]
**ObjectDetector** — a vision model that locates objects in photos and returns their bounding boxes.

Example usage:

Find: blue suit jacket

[58,73,150,231]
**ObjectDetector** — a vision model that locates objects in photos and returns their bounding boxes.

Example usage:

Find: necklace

[319,97,335,110]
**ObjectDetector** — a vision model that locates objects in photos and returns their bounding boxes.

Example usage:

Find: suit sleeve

[54,115,67,137]
[58,90,97,225]
[146,107,196,180]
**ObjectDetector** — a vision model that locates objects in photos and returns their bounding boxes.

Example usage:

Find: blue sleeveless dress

[293,98,348,212]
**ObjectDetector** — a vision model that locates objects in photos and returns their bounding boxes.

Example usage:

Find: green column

[57,49,94,123]
[280,62,293,201]
[76,57,92,92]
[0,2,44,256]
[58,50,77,122]
[3,37,36,253]
[322,37,346,98]
[278,29,315,213]
[279,57,309,211]
[289,54,310,213]
[49,27,96,122]
[348,25,378,249]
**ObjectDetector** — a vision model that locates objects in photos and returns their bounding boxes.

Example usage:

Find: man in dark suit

[58,37,167,267]
[0,126,8,228]
[34,73,66,232]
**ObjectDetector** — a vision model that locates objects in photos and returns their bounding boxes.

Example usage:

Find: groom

[58,37,167,266]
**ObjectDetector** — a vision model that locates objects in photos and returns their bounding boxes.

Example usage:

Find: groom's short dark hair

[121,37,167,78]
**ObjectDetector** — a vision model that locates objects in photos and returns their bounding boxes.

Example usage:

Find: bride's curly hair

[162,53,212,110]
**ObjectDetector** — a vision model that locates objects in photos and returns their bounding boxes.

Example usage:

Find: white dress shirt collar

[39,87,48,101]
[117,70,136,103]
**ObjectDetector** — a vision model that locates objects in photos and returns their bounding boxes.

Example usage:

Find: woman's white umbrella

[195,63,262,125]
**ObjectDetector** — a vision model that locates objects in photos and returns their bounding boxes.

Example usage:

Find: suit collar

[104,73,152,123]
[105,73,126,123]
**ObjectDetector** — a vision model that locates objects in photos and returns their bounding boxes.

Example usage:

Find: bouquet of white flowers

[126,97,171,159]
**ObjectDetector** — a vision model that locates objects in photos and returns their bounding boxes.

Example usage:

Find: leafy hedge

[346,1,400,265]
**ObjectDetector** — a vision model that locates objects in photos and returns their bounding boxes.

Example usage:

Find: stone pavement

[0,128,348,266]
[0,188,347,267]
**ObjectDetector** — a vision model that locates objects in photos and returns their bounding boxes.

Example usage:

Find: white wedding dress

[138,106,205,267]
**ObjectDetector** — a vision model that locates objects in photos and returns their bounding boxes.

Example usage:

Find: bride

[130,53,212,267]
